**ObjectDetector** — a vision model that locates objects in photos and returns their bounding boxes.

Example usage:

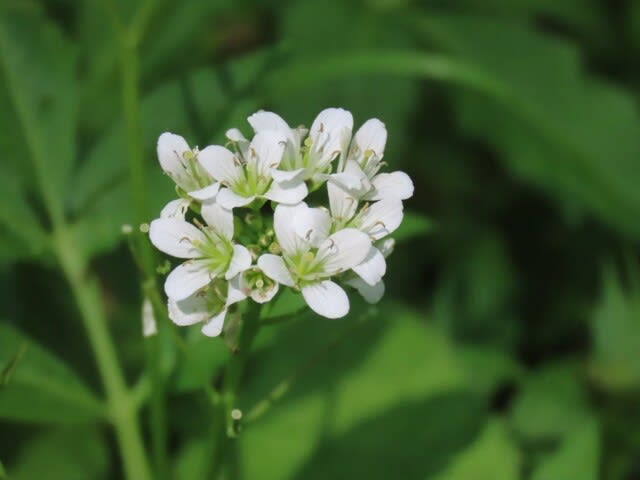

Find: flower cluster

[149,108,414,336]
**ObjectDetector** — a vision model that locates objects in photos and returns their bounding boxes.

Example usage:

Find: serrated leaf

[239,304,475,479]
[0,323,103,423]
[510,363,590,440]
[433,419,520,480]
[532,419,600,480]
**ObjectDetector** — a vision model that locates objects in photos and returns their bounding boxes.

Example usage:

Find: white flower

[167,276,247,337]
[344,238,395,304]
[248,108,353,184]
[148,201,252,301]
[157,132,220,201]
[257,203,371,319]
[327,181,404,293]
[330,119,414,201]
[141,297,157,337]
[198,130,308,209]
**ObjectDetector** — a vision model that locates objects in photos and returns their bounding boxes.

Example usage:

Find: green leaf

[418,14,640,237]
[432,419,520,480]
[532,419,600,480]
[0,459,6,480]
[510,363,590,440]
[0,9,76,220]
[589,265,640,391]
[9,427,108,480]
[0,323,103,423]
[239,304,477,479]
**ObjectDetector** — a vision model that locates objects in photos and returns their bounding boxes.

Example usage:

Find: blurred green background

[2,0,640,478]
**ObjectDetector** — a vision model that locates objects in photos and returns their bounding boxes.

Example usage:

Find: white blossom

[149,201,251,301]
[258,203,371,318]
[198,130,308,209]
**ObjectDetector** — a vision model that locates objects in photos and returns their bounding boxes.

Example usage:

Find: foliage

[1,0,639,478]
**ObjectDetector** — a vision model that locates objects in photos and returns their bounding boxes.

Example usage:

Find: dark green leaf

[0,324,103,423]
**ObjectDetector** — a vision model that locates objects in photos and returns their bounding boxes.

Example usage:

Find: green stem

[207,303,262,479]
[52,226,152,480]
[120,32,168,479]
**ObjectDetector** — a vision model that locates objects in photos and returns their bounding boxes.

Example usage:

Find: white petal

[352,246,386,286]
[316,228,371,274]
[263,180,308,205]
[250,282,279,304]
[271,168,306,185]
[353,118,387,159]
[330,160,371,196]
[248,111,292,137]
[302,281,349,319]
[160,198,190,219]
[165,259,214,301]
[273,203,310,256]
[157,132,190,179]
[227,275,248,306]
[365,171,414,201]
[226,245,252,280]
[188,182,220,201]
[378,238,395,258]
[357,199,404,240]
[142,298,157,337]
[257,254,295,287]
[328,181,357,222]
[309,108,353,165]
[345,277,385,304]
[247,130,287,177]
[201,309,227,337]
[168,292,209,326]
[226,128,247,143]
[149,218,207,258]
[292,205,331,247]
[201,200,234,239]
[216,188,255,209]
[198,145,243,185]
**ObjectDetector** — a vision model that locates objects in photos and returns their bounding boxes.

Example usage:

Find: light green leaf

[0,323,103,423]
[510,363,590,440]
[432,419,520,480]
[0,9,76,220]
[240,304,477,479]
[589,265,640,391]
[532,419,600,480]
[0,459,6,479]
[9,427,108,480]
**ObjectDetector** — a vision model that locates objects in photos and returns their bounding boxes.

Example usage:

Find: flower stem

[120,30,168,479]
[52,226,152,480]
[207,303,262,478]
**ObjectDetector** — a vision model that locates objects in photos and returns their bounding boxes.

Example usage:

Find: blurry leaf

[418,15,640,237]
[240,304,475,479]
[0,459,6,479]
[589,265,640,391]
[510,363,590,440]
[432,419,520,480]
[293,393,484,480]
[0,9,76,216]
[260,288,308,322]
[0,324,102,423]
[458,346,522,396]
[10,427,107,480]
[394,211,436,243]
[532,419,600,480]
